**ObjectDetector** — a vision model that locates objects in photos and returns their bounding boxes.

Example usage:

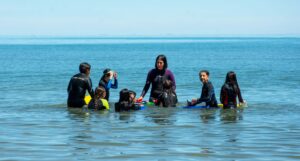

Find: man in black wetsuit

[187,70,218,107]
[67,62,94,107]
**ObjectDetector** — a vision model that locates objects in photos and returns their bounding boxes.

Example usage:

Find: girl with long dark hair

[220,71,244,109]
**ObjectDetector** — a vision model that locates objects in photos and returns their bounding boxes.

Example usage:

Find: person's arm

[220,85,226,104]
[167,70,176,91]
[67,78,72,93]
[87,77,94,98]
[237,87,244,103]
[111,79,118,89]
[140,70,152,98]
[196,83,214,104]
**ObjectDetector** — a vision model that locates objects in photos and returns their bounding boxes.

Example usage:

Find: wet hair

[155,54,168,70]
[79,62,91,74]
[119,88,130,102]
[163,79,173,89]
[101,68,112,81]
[225,71,240,94]
[93,86,106,109]
[199,70,209,76]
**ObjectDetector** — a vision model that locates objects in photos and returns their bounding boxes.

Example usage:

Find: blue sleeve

[106,79,112,90]
[111,79,118,89]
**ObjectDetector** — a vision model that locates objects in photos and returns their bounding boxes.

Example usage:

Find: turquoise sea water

[0,37,299,160]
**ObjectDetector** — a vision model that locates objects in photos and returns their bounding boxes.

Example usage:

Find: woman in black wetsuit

[137,55,176,104]
[220,71,244,109]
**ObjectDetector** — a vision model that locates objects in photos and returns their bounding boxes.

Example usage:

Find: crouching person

[115,89,142,112]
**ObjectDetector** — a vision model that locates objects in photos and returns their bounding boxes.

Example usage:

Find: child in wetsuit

[88,86,109,110]
[187,70,218,107]
[157,79,178,107]
[98,68,118,101]
[220,71,244,109]
[115,89,141,112]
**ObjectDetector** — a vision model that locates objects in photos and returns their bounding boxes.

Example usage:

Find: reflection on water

[199,109,218,123]
[0,104,300,160]
[220,109,244,123]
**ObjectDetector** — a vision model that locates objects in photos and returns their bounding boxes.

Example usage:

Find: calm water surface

[0,37,299,160]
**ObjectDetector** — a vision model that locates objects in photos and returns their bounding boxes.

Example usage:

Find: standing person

[137,54,176,104]
[67,62,94,108]
[187,70,218,107]
[220,71,244,109]
[88,86,109,110]
[98,68,118,101]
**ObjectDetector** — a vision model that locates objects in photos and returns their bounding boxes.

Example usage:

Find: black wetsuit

[220,83,243,108]
[67,73,94,107]
[141,69,176,101]
[194,81,218,107]
[98,78,118,101]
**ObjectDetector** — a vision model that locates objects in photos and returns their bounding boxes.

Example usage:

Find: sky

[0,0,300,36]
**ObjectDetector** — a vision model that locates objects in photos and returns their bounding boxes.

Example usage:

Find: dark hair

[79,62,91,74]
[155,54,168,70]
[225,71,240,94]
[199,70,209,76]
[101,68,112,81]
[119,88,130,102]
[163,79,173,89]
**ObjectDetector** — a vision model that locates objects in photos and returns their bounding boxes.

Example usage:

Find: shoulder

[207,81,215,88]
[165,69,175,78]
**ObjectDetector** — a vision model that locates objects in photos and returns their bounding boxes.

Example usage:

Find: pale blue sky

[1,0,299,36]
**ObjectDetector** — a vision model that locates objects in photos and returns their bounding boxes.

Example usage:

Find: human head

[128,90,136,102]
[225,71,237,84]
[199,70,209,83]
[101,68,113,81]
[155,54,168,71]
[163,79,173,89]
[119,88,130,102]
[79,62,91,75]
[95,86,106,99]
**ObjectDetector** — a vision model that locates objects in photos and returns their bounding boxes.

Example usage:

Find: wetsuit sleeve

[237,87,244,103]
[197,83,214,104]
[87,77,94,98]
[106,79,112,90]
[167,70,176,90]
[220,85,227,104]
[140,70,152,97]
[67,78,72,93]
[111,79,118,89]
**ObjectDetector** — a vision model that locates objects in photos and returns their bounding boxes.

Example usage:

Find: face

[156,59,164,70]
[199,72,209,83]
[129,93,136,102]
[86,69,91,76]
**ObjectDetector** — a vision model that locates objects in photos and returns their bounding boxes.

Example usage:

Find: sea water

[0,37,299,160]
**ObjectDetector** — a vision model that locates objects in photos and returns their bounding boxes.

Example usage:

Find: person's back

[67,63,94,107]
[158,79,177,107]
[88,86,109,110]
[220,71,244,108]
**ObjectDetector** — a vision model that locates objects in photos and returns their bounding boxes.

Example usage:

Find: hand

[191,99,197,104]
[136,97,143,103]
[113,72,117,79]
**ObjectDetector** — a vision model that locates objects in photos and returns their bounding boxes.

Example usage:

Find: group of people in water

[67,54,245,111]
